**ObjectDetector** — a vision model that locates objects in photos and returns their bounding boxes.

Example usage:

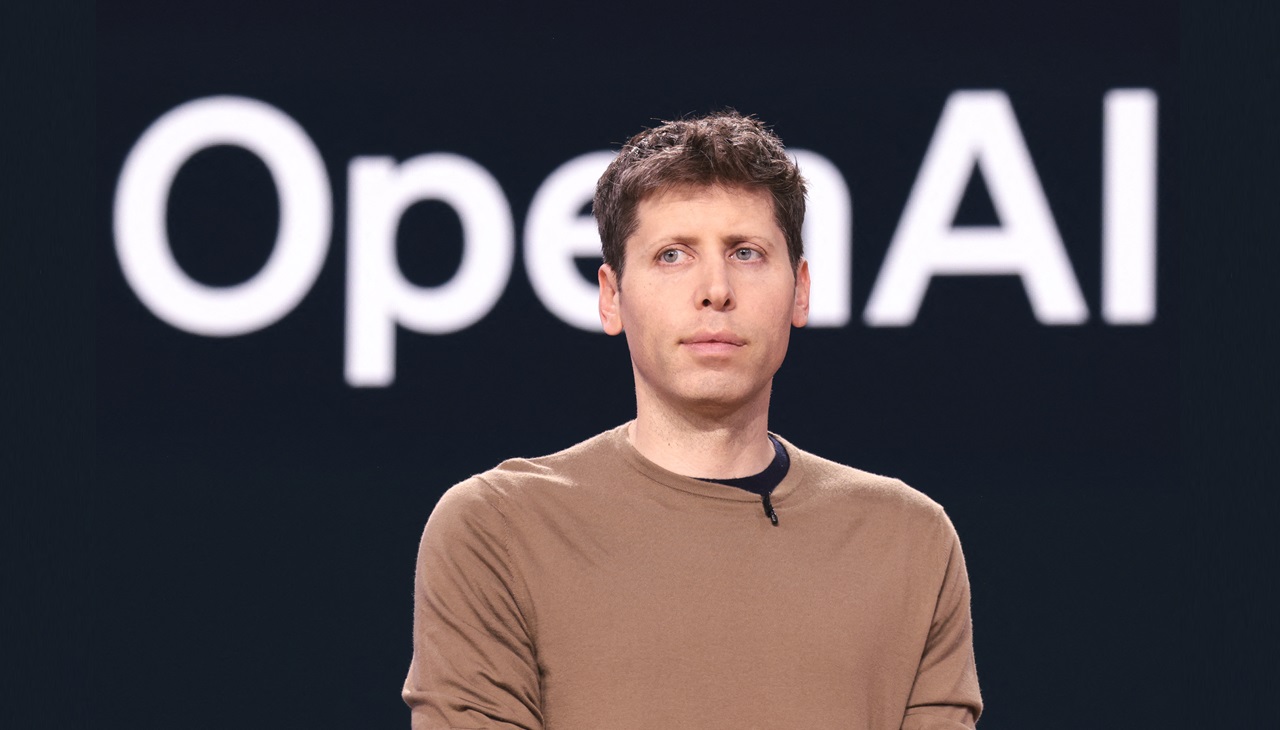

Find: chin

[672,383,764,418]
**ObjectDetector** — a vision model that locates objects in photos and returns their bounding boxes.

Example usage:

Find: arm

[403,478,543,729]
[902,515,983,730]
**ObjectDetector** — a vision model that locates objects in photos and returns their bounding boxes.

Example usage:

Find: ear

[792,258,811,328]
[598,264,624,335]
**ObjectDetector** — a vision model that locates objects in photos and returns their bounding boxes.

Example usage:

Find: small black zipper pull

[761,493,779,526]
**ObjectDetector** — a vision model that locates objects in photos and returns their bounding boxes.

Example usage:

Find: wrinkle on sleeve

[403,478,543,730]
[902,511,982,729]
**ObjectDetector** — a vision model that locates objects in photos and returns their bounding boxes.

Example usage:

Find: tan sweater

[404,424,981,729]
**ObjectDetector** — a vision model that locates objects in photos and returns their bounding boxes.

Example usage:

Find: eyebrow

[720,233,775,245]
[650,233,777,247]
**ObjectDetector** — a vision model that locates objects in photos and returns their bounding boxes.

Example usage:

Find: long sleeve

[902,515,983,730]
[403,478,543,730]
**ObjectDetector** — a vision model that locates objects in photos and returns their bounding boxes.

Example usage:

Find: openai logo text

[114,91,1158,386]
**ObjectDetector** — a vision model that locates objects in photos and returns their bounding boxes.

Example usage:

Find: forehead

[638,183,773,213]
[630,184,777,237]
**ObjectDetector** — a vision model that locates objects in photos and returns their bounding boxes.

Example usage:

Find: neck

[629,386,775,479]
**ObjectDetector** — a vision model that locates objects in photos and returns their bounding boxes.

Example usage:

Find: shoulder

[434,425,625,517]
[783,439,951,528]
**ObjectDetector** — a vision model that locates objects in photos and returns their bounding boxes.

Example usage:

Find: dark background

[15,1,1193,727]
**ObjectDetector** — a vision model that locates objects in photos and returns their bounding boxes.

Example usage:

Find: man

[404,112,982,729]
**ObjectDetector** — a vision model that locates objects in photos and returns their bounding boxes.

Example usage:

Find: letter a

[864,91,1087,325]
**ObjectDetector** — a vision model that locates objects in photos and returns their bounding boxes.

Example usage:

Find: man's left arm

[902,514,983,730]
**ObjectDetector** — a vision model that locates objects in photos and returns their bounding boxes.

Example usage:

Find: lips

[683,330,745,345]
[681,331,746,354]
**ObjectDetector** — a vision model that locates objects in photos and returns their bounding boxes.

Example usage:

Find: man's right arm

[403,478,544,729]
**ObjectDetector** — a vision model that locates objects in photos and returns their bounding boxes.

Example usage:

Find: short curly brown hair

[593,111,807,284]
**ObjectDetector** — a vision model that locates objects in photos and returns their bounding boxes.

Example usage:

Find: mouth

[681,332,746,354]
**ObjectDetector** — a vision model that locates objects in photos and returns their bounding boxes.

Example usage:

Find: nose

[696,258,735,311]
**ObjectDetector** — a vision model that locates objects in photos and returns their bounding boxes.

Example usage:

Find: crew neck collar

[608,422,807,504]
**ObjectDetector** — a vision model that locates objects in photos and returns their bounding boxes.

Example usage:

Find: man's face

[598,184,810,418]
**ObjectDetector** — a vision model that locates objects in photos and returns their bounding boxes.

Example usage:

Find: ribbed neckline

[607,422,808,505]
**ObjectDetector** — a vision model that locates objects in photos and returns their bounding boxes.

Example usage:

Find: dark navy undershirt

[699,435,790,496]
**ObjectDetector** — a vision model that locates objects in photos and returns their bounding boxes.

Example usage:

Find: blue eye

[733,248,760,261]
[660,250,682,263]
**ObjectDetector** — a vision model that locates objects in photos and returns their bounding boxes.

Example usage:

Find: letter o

[113,96,331,335]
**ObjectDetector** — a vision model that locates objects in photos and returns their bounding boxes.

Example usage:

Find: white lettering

[346,154,514,386]
[1103,89,1158,324]
[524,151,616,331]
[864,91,1088,326]
[791,150,853,327]
[113,91,1160,386]
[113,96,331,335]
